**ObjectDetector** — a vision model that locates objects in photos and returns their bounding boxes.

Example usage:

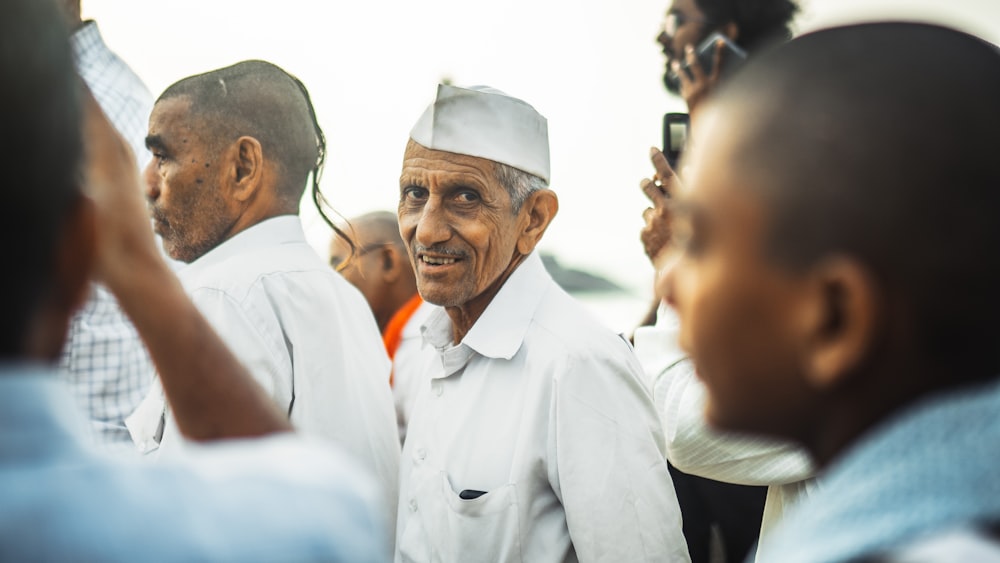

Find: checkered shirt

[59,21,155,453]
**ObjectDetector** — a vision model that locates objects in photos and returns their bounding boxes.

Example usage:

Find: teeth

[422,256,457,265]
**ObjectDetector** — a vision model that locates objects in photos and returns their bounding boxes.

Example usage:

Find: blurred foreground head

[661,22,1000,462]
[0,0,89,359]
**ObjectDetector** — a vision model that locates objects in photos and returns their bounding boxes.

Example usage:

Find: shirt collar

[181,215,305,279]
[421,251,551,361]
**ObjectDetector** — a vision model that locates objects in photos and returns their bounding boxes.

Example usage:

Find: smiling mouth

[420,255,460,266]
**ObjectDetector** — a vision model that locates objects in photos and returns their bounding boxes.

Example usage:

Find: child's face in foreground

[658,105,821,440]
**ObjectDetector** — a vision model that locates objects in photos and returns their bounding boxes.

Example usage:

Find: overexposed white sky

[84,0,1000,304]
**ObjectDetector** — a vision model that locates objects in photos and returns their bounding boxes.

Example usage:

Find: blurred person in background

[636,1,812,561]
[330,210,437,444]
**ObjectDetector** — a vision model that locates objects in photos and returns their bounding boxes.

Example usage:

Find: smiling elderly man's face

[397,140,528,315]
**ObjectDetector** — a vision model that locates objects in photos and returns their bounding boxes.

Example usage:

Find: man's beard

[663,63,682,95]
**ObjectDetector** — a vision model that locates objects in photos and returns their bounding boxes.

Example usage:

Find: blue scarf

[762,378,1000,562]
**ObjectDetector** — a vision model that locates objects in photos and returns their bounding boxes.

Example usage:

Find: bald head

[330,211,417,332]
[352,211,406,251]
[708,22,1000,372]
[158,60,323,206]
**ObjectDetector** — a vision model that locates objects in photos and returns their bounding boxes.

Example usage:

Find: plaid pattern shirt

[59,21,155,452]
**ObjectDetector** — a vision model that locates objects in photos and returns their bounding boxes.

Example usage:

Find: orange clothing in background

[382,293,424,386]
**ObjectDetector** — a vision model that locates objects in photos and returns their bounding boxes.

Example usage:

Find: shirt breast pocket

[400,471,523,563]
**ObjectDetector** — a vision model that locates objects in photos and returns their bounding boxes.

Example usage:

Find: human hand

[80,86,163,290]
[640,146,681,263]
[673,38,726,117]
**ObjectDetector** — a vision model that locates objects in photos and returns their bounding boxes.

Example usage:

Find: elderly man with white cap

[394,84,689,562]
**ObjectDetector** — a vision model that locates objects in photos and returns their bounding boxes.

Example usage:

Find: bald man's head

[330,211,418,332]
[353,211,406,251]
[158,60,323,206]
[707,22,1000,372]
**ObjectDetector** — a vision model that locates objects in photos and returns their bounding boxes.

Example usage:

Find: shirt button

[416,448,427,461]
[432,382,443,397]
[409,499,418,512]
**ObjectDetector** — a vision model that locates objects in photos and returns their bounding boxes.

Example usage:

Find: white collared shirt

[392,300,439,444]
[128,216,400,532]
[396,252,689,563]
[633,306,815,561]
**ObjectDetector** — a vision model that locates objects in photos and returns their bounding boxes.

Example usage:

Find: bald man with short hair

[129,61,400,531]
[330,211,438,443]
[658,22,1000,561]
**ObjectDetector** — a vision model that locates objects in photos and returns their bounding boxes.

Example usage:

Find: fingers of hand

[711,39,725,80]
[649,149,676,184]
[685,44,705,81]
[642,207,656,223]
[672,60,691,93]
[641,177,667,205]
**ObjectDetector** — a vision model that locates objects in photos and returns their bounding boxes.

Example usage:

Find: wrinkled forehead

[401,140,497,184]
[148,95,201,136]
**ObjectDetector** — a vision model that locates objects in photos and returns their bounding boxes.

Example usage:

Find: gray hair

[494,162,548,213]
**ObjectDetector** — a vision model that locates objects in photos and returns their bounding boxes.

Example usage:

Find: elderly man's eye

[401,186,428,201]
[456,190,480,203]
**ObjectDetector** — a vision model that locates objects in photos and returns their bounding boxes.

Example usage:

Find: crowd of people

[2,0,999,561]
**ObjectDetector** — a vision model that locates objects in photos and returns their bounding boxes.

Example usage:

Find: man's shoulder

[526,283,633,361]
[183,239,333,297]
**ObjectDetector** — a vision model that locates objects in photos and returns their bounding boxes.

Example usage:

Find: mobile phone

[663,112,690,170]
[683,31,747,79]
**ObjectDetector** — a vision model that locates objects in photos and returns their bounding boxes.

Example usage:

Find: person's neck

[806,357,985,468]
[445,253,526,344]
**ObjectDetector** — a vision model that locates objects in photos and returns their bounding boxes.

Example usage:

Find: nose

[143,159,160,201]
[657,29,671,48]
[413,196,452,249]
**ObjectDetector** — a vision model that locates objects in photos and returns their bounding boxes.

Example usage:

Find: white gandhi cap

[409,84,551,183]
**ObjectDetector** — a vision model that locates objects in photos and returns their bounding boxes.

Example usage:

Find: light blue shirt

[760,377,1000,562]
[0,366,388,562]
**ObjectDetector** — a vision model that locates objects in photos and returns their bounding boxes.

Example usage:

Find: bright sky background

[84,0,1000,320]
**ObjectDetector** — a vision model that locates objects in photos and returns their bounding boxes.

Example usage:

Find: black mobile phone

[663,112,690,170]
[684,31,747,79]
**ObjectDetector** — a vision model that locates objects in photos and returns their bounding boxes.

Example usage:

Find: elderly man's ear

[515,189,558,256]
[229,136,265,202]
[380,245,408,284]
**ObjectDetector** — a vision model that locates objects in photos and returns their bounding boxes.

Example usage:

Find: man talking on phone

[635,1,810,562]
[656,0,799,118]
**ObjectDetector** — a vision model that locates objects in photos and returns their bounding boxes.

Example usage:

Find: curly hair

[695,0,799,53]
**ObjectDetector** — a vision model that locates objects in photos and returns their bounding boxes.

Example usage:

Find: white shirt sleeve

[187,286,290,405]
[635,307,813,486]
[551,343,691,562]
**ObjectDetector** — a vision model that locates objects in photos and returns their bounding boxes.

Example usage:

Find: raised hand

[640,146,682,263]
